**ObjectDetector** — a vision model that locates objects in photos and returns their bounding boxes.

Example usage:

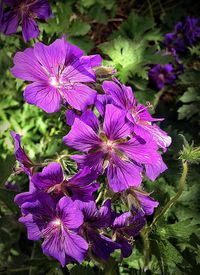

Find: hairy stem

[149,160,188,232]
[143,160,188,269]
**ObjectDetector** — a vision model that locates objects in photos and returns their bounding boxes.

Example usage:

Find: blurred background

[0,0,200,274]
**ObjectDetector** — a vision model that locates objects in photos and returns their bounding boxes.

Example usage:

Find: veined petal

[11,48,48,82]
[61,59,96,83]
[19,214,42,240]
[2,10,19,35]
[107,155,142,192]
[117,136,159,165]
[31,162,63,191]
[57,196,84,229]
[113,212,131,228]
[30,0,53,19]
[135,123,171,151]
[24,82,62,113]
[63,119,101,152]
[71,152,104,172]
[21,17,40,42]
[103,80,135,110]
[61,83,97,111]
[145,155,167,181]
[34,38,71,74]
[103,104,130,140]
[80,110,100,133]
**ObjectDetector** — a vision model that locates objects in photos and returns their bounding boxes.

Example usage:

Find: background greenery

[0,0,200,274]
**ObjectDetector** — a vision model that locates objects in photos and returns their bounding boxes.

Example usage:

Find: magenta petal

[2,10,19,35]
[113,212,130,228]
[117,137,158,165]
[103,104,130,140]
[19,214,42,240]
[71,152,104,172]
[24,82,62,113]
[65,110,80,126]
[31,162,63,191]
[11,48,48,82]
[61,59,96,83]
[42,229,66,267]
[30,0,53,19]
[63,118,101,152]
[42,227,88,266]
[63,231,88,263]
[34,38,70,74]
[107,155,142,192]
[56,197,84,229]
[80,110,100,133]
[145,155,168,181]
[61,83,97,111]
[134,191,159,215]
[103,80,135,110]
[80,54,102,67]
[21,17,40,42]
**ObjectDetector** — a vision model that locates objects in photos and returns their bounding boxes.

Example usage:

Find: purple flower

[11,37,102,113]
[112,210,145,258]
[1,0,52,41]
[102,80,171,152]
[164,16,200,54]
[125,188,159,216]
[148,64,177,90]
[10,130,33,175]
[19,193,88,266]
[31,162,99,201]
[77,199,120,260]
[63,105,167,192]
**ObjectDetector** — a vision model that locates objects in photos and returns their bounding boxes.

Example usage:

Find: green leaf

[0,155,15,186]
[179,88,200,103]
[68,20,91,36]
[0,188,18,213]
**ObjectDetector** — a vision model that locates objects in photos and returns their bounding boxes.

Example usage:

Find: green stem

[153,88,165,109]
[149,161,188,232]
[141,226,150,271]
[96,190,104,204]
[143,161,188,270]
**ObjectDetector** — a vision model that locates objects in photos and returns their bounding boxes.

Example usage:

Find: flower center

[52,218,62,227]
[102,139,116,153]
[49,76,60,87]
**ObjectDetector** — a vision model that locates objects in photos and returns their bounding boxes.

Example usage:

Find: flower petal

[117,136,159,165]
[71,152,104,172]
[21,17,40,42]
[31,162,63,191]
[107,155,142,192]
[2,11,19,35]
[56,197,84,229]
[103,80,135,110]
[19,213,42,240]
[145,155,168,181]
[11,48,47,82]
[80,110,100,133]
[103,104,130,140]
[24,82,62,113]
[63,118,101,152]
[61,83,97,111]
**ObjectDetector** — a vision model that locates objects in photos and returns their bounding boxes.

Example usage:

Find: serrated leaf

[68,20,91,36]
[178,103,199,120]
[179,88,200,103]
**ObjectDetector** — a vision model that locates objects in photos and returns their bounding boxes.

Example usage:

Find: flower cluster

[164,16,200,54]
[0,0,52,41]
[148,16,200,91]
[11,36,171,266]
